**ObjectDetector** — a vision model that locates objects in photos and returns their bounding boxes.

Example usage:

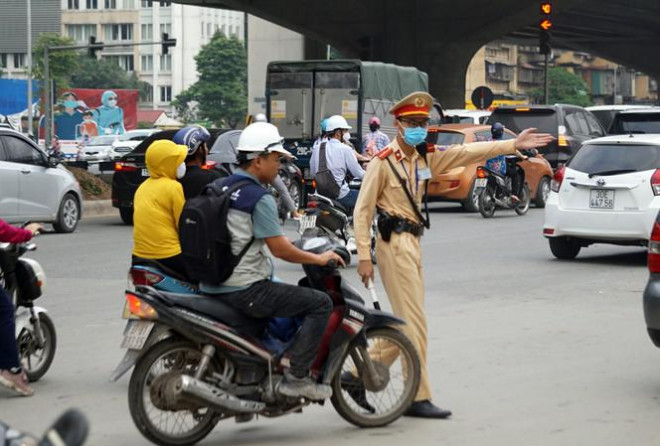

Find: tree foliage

[174,32,247,128]
[530,67,593,107]
[71,56,141,89]
[32,34,79,92]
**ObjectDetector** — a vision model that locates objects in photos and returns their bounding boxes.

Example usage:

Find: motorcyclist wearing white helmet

[309,115,366,213]
[200,122,344,401]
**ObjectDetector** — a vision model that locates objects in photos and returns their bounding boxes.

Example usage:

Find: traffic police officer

[353,91,554,418]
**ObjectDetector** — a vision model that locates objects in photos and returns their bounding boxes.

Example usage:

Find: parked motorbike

[301,180,377,265]
[475,152,535,218]
[0,240,56,382]
[112,235,420,446]
[1,408,89,446]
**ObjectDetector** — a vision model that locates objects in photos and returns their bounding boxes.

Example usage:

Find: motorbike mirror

[38,409,89,446]
[529,148,539,157]
[48,156,60,168]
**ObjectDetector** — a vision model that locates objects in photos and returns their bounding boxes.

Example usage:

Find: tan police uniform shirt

[354,137,518,260]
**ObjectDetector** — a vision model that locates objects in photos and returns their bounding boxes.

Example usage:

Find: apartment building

[60,0,244,110]
[466,40,657,106]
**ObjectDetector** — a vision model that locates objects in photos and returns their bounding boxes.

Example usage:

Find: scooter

[111,234,420,446]
[475,153,533,218]
[1,408,89,446]
[301,180,377,265]
[0,241,56,382]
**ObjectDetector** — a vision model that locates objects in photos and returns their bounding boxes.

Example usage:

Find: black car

[487,105,606,169]
[112,128,304,224]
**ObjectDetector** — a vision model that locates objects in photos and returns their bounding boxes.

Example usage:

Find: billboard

[45,88,139,142]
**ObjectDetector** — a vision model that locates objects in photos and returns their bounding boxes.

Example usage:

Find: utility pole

[544,52,550,105]
[612,65,617,105]
[27,0,33,138]
[44,46,50,148]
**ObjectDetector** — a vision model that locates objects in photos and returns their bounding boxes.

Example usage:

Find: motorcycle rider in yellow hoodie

[132,139,188,275]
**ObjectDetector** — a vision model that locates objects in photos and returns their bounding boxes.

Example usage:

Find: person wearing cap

[362,116,390,156]
[200,122,344,401]
[174,126,223,199]
[352,92,554,419]
[132,139,189,275]
[310,114,366,212]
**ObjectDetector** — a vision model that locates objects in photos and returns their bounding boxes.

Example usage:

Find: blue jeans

[337,189,359,215]
[0,286,19,370]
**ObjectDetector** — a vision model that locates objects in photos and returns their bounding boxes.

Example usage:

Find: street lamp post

[27,0,33,138]
[44,46,50,148]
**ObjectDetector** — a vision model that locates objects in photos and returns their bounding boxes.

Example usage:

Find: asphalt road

[1,204,658,446]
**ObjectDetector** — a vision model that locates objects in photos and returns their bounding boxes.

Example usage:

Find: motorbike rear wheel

[331,327,420,428]
[478,182,497,218]
[128,338,221,446]
[19,312,57,382]
[514,184,531,216]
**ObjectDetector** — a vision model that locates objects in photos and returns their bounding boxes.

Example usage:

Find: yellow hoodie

[132,140,188,259]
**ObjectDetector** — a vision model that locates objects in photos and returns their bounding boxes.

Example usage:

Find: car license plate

[590,189,615,209]
[141,168,150,177]
[298,214,317,233]
[475,178,487,188]
[120,320,155,350]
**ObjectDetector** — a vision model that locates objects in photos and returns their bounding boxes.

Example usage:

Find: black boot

[340,372,376,413]
[404,400,452,419]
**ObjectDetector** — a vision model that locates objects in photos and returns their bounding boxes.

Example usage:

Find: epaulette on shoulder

[377,147,393,160]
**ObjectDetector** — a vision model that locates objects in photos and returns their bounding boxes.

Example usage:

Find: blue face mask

[403,127,428,146]
[63,100,77,108]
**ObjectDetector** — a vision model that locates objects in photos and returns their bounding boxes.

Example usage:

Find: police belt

[378,211,425,240]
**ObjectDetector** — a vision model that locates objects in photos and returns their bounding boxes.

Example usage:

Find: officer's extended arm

[429,140,517,175]
[354,159,385,262]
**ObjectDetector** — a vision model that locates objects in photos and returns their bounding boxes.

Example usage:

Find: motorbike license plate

[589,189,615,209]
[298,214,317,233]
[475,178,487,188]
[120,320,155,350]
[141,168,150,177]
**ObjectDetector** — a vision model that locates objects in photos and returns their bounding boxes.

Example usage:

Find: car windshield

[568,143,660,174]
[488,110,557,134]
[611,113,660,134]
[427,131,465,146]
[589,110,616,133]
[89,135,117,146]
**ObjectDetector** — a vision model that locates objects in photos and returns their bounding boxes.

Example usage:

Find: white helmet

[325,115,352,132]
[254,113,267,123]
[237,122,293,160]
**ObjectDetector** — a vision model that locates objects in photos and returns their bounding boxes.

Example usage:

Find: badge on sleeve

[417,167,432,180]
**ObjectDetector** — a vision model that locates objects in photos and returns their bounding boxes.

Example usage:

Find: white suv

[543,134,660,259]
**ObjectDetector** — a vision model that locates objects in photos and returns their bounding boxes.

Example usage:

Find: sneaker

[346,237,358,254]
[278,372,332,400]
[0,369,34,397]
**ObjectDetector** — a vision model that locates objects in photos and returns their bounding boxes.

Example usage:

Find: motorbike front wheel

[331,327,420,428]
[128,338,221,446]
[478,182,497,218]
[19,312,57,382]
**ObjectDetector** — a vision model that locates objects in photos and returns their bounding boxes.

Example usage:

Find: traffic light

[88,35,104,58]
[539,2,552,55]
[161,33,176,55]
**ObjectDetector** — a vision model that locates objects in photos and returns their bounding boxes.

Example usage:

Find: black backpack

[178,179,254,285]
[314,142,341,198]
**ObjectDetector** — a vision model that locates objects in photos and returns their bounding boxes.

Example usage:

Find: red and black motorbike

[111,234,420,446]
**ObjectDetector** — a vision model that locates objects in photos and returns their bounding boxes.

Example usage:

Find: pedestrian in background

[362,116,390,156]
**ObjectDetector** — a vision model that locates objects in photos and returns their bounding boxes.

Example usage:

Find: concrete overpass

[175,0,660,107]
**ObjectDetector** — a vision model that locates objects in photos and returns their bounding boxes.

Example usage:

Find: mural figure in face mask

[53,92,84,140]
[93,90,126,135]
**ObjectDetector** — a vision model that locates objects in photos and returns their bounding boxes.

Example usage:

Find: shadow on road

[553,250,647,267]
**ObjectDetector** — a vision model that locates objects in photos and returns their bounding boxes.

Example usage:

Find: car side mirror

[48,155,60,168]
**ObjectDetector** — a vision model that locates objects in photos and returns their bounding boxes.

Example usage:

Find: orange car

[426,124,553,211]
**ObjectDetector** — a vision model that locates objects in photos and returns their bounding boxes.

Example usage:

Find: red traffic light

[541,2,552,14]
[540,19,552,30]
